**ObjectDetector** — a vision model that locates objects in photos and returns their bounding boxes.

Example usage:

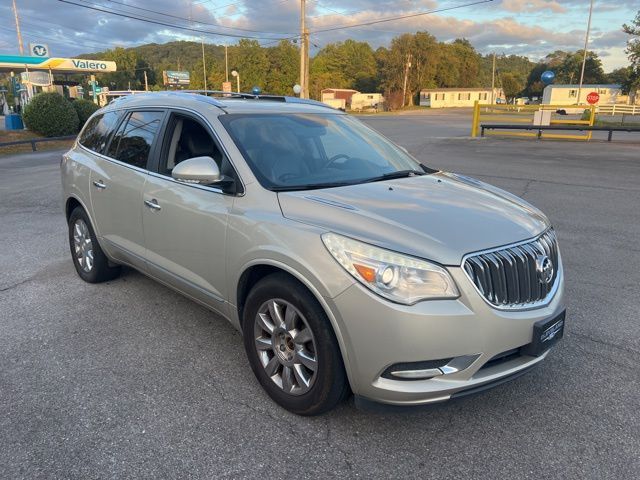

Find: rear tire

[242,273,349,415]
[68,206,120,283]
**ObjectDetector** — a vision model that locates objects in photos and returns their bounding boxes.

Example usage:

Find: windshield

[218,113,431,191]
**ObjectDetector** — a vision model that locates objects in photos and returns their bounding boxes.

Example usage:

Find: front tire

[242,273,348,415]
[68,206,120,283]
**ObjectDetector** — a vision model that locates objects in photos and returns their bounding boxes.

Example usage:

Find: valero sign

[0,55,117,73]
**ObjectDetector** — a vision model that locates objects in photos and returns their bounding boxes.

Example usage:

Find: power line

[101,0,294,35]
[261,0,493,47]
[56,0,291,40]
[309,0,495,34]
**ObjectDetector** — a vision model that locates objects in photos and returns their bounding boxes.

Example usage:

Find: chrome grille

[463,229,559,308]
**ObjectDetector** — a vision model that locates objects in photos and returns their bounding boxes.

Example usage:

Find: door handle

[144,199,162,211]
[92,180,107,189]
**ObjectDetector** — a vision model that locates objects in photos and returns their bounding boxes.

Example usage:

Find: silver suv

[61,92,565,415]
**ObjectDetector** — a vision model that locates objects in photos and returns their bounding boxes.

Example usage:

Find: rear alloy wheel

[68,206,120,283]
[242,273,349,415]
[72,218,94,273]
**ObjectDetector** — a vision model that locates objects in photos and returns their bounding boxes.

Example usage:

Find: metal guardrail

[0,135,75,151]
[471,102,596,140]
[481,124,640,141]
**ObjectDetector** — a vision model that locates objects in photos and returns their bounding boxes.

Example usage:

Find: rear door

[141,110,238,312]
[89,109,165,268]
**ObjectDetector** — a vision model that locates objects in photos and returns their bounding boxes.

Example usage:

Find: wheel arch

[234,260,355,387]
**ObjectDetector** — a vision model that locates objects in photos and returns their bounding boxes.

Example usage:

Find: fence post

[612,104,616,116]
[471,100,480,137]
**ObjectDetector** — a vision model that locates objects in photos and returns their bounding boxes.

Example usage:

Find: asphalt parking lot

[1,113,639,479]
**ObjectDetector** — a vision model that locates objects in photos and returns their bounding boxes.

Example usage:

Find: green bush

[72,99,99,127]
[22,92,79,137]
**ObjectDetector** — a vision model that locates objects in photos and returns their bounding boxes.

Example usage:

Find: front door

[89,109,165,268]
[142,112,235,313]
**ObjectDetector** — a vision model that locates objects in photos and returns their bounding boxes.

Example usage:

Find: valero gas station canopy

[0,55,117,73]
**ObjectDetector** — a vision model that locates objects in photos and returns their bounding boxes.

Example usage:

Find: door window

[78,110,122,154]
[161,114,224,175]
[108,110,164,169]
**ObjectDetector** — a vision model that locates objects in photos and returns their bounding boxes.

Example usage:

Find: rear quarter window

[78,110,123,155]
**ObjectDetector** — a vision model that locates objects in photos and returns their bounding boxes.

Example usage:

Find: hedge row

[22,93,99,138]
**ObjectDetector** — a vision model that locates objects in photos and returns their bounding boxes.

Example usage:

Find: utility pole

[143,70,149,91]
[299,0,309,99]
[401,53,412,108]
[225,44,229,82]
[11,0,24,55]
[201,38,208,90]
[577,0,594,103]
[490,52,496,104]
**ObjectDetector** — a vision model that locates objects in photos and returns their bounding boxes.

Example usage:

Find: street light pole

[231,70,240,93]
[577,0,594,104]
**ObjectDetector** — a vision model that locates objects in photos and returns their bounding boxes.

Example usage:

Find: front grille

[463,229,559,308]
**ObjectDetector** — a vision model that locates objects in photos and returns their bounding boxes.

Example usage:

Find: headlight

[321,232,459,305]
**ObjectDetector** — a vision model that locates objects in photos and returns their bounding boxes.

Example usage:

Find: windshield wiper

[364,169,426,183]
[271,181,357,192]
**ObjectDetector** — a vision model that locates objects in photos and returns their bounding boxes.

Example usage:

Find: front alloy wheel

[254,299,318,395]
[242,273,349,415]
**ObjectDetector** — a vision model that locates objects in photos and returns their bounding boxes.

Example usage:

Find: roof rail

[283,97,336,110]
[177,90,336,110]
[119,90,337,111]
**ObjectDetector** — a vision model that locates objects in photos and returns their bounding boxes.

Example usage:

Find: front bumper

[327,265,565,406]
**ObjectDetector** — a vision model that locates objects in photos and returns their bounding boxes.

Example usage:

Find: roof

[101,91,343,115]
[420,87,498,92]
[544,84,621,89]
[321,88,359,93]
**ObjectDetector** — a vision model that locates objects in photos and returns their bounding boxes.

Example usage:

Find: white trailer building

[419,88,504,108]
[541,84,622,105]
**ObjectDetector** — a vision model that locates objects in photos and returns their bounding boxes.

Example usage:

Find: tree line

[75,11,638,106]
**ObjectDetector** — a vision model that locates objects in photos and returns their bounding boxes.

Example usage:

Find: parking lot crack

[207,379,299,437]
[0,277,33,293]
[324,423,353,472]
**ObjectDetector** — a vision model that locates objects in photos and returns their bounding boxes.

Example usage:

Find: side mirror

[172,156,221,185]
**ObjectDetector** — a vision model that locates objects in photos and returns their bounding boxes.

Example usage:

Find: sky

[0,0,636,72]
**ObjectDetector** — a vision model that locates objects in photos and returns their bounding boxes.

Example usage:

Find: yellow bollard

[587,105,596,140]
[471,100,480,137]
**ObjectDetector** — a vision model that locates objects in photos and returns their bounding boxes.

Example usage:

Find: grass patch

[0,129,74,156]
[594,119,640,127]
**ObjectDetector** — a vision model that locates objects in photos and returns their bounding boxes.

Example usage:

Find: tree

[229,39,269,92]
[523,50,607,97]
[265,40,299,95]
[500,72,524,101]
[623,10,640,95]
[607,67,631,86]
[98,47,139,89]
[310,39,377,94]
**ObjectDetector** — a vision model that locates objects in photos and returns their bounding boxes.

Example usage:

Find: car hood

[277,171,549,265]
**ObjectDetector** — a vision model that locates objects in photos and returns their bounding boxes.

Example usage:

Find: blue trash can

[5,113,24,130]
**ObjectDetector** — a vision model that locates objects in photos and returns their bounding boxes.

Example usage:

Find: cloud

[500,0,566,14]
[0,0,633,70]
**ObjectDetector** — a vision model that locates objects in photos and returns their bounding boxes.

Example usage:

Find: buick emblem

[536,255,554,285]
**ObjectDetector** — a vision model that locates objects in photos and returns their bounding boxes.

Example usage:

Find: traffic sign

[586,91,600,104]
